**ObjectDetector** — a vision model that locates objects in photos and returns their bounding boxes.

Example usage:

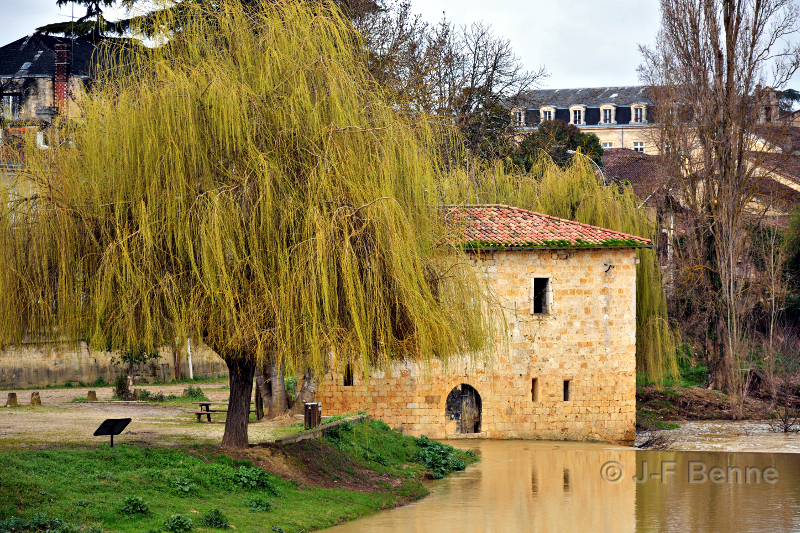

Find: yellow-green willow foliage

[441,155,679,384]
[0,0,492,445]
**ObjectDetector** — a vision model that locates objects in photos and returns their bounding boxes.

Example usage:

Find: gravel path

[0,383,298,448]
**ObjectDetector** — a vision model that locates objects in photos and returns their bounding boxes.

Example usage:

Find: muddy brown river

[323,438,800,533]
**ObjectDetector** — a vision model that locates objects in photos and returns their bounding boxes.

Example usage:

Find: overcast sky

[1,0,795,89]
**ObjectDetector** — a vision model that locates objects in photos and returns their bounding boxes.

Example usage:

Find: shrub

[163,515,193,533]
[271,527,285,533]
[244,498,273,512]
[172,476,196,494]
[91,376,107,387]
[113,374,130,399]
[184,386,208,401]
[0,513,100,533]
[198,509,228,528]
[120,496,149,515]
[412,436,468,479]
[233,467,280,495]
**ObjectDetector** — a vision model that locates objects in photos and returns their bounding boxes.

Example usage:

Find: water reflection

[322,440,800,533]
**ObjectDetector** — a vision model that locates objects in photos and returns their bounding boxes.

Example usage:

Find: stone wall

[1,76,86,123]
[316,247,638,445]
[0,341,228,388]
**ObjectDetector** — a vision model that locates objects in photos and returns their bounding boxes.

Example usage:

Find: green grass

[651,421,680,430]
[0,420,476,533]
[321,419,477,480]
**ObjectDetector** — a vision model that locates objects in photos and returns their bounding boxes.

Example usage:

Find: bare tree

[640,0,800,396]
[350,3,546,158]
[441,22,547,158]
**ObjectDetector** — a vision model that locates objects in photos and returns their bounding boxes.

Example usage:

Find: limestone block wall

[317,247,638,445]
[0,341,228,388]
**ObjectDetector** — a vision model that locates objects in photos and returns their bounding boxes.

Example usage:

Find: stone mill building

[316,204,651,445]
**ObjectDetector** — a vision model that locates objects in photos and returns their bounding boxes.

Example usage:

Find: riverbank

[0,419,476,533]
[636,384,786,425]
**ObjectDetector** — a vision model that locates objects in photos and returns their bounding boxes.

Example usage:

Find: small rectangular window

[572,109,582,124]
[563,380,571,401]
[532,278,549,314]
[602,142,613,149]
[634,107,643,123]
[343,364,354,387]
[542,110,552,121]
[531,378,539,402]
[633,141,644,153]
[603,109,612,123]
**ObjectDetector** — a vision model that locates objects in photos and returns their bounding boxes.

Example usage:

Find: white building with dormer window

[514,86,656,154]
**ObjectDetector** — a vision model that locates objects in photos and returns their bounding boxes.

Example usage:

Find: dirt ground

[0,383,302,449]
[637,384,784,424]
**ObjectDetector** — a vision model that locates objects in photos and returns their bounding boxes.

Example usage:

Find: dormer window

[540,106,555,122]
[599,104,617,125]
[512,107,525,127]
[569,105,586,126]
[631,104,647,124]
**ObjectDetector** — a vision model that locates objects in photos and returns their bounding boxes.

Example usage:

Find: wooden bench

[193,401,257,422]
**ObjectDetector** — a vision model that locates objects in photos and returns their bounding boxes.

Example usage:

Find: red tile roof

[602,148,668,201]
[444,204,652,249]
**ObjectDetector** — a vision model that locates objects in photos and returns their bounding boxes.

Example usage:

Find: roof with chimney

[0,35,96,79]
[518,86,652,109]
[444,204,652,249]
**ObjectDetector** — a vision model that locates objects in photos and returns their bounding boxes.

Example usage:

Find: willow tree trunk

[290,371,320,415]
[268,364,286,418]
[254,368,266,420]
[221,357,256,449]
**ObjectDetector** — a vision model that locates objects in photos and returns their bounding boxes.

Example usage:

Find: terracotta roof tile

[444,204,651,249]
[602,148,668,201]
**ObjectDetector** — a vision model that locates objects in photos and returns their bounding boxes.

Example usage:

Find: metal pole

[566,150,606,185]
[187,337,194,380]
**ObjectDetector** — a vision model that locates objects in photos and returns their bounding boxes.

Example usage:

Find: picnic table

[193,401,256,422]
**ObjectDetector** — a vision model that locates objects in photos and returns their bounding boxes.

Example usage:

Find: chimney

[54,43,70,115]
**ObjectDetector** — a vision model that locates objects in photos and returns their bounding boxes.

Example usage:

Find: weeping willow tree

[0,0,491,448]
[441,155,679,384]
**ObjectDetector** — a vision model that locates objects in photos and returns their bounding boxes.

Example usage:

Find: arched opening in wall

[445,384,482,434]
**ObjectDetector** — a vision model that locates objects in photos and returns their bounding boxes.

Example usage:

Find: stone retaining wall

[0,341,228,388]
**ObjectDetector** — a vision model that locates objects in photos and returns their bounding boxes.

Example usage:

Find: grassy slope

[0,420,476,533]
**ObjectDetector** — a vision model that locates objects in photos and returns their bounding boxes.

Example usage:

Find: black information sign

[93,418,132,447]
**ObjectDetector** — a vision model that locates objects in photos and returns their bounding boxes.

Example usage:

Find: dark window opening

[563,380,571,401]
[343,364,353,387]
[531,378,539,402]
[563,468,570,491]
[533,278,549,314]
